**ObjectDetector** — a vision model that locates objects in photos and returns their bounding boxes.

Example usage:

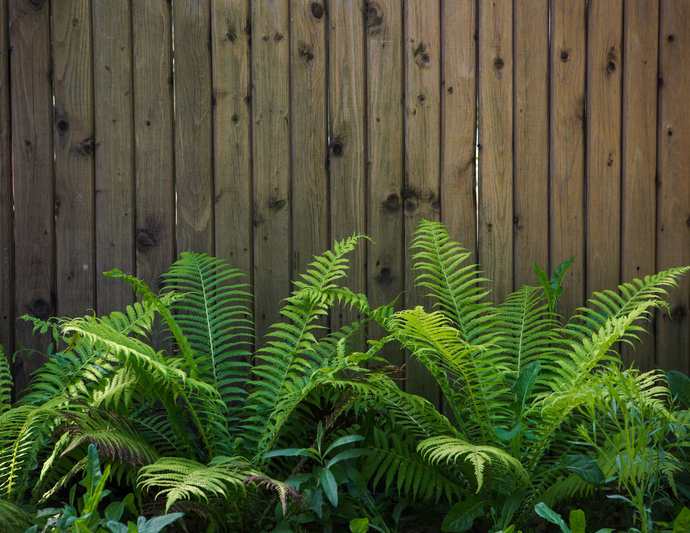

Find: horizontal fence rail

[0,0,689,401]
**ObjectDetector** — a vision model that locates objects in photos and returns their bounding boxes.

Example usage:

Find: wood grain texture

[0,0,13,359]
[441,0,477,258]
[478,0,513,303]
[586,0,622,300]
[93,0,134,315]
[514,0,548,289]
[10,0,55,393]
[404,0,441,405]
[291,0,328,294]
[329,0,367,334]
[52,0,95,319]
[621,0,659,369]
[656,0,690,374]
[367,0,404,366]
[213,0,252,281]
[174,0,214,255]
[252,0,291,346]
[132,0,175,351]
[550,0,586,319]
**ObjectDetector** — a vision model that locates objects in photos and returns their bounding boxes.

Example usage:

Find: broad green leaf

[324,435,366,458]
[535,503,570,533]
[263,448,318,460]
[560,455,605,485]
[494,424,524,442]
[326,448,369,468]
[512,363,540,418]
[499,491,525,529]
[319,467,339,507]
[138,513,184,533]
[569,509,586,533]
[442,495,490,532]
[668,371,690,408]
[350,517,370,533]
[672,507,690,533]
[105,494,135,522]
[552,256,575,289]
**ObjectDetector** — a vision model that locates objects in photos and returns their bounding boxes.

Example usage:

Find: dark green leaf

[668,371,690,408]
[350,517,370,533]
[560,455,605,485]
[535,503,570,533]
[327,448,369,468]
[442,495,490,532]
[672,507,690,533]
[319,467,339,507]
[324,435,366,457]
[569,509,586,533]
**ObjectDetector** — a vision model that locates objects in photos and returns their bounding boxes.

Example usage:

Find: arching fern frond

[0,346,12,414]
[0,498,31,532]
[417,435,528,492]
[410,219,496,344]
[160,253,253,422]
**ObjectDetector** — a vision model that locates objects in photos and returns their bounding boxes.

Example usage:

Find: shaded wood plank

[213,0,252,279]
[367,0,404,366]
[478,0,513,304]
[10,0,55,394]
[52,0,95,319]
[93,0,134,315]
[621,1,659,369]
[404,0,441,405]
[586,1,622,300]
[174,0,214,255]
[550,0,586,319]
[329,0,367,334]
[291,0,328,297]
[656,0,690,374]
[0,0,13,359]
[514,0,548,289]
[252,0,291,346]
[132,0,175,351]
[442,0,477,257]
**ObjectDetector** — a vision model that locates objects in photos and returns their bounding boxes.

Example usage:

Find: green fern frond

[0,346,12,414]
[363,428,467,503]
[160,253,253,421]
[410,219,496,344]
[0,498,31,532]
[562,267,690,341]
[138,456,252,512]
[417,435,528,491]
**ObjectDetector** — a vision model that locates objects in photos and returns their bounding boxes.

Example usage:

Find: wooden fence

[1,0,689,402]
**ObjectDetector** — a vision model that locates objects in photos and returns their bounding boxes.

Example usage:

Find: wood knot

[298,42,315,62]
[417,94,426,104]
[145,120,151,126]
[73,136,95,158]
[667,129,674,137]
[673,305,687,319]
[668,34,675,42]
[447,86,453,94]
[513,216,520,224]
[404,199,417,215]
[56,117,69,135]
[226,26,237,43]
[493,57,504,70]
[560,50,570,62]
[231,114,239,124]
[382,192,400,212]
[606,61,616,74]
[413,44,431,69]
[268,197,287,212]
[311,2,324,19]
[375,266,394,286]
[366,3,383,29]
[606,153,614,166]
[331,141,344,156]
[136,229,157,253]
[274,32,285,42]
[28,295,51,319]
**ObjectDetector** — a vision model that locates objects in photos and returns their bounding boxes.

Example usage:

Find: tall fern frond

[160,253,253,422]
[248,235,366,452]
[410,220,496,344]
[363,427,467,503]
[0,498,31,532]
[0,346,12,414]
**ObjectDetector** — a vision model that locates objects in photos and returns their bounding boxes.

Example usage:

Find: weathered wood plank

[514,0,548,289]
[404,0,441,405]
[621,1,659,369]
[132,0,175,351]
[252,0,291,346]
[329,0,367,335]
[10,0,55,393]
[174,0,214,256]
[0,0,13,360]
[291,0,328,302]
[52,0,95,319]
[550,0,586,319]
[212,0,252,280]
[441,0,477,258]
[367,0,404,366]
[586,1,622,301]
[93,0,134,315]
[656,0,690,374]
[478,0,513,303]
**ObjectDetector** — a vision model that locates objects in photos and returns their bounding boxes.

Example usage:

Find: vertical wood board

[93,0,135,315]
[10,0,55,393]
[656,0,690,374]
[174,0,214,256]
[514,0,548,289]
[52,0,95,319]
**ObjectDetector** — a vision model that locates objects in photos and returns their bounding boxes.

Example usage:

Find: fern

[0,346,11,414]
[0,498,31,532]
